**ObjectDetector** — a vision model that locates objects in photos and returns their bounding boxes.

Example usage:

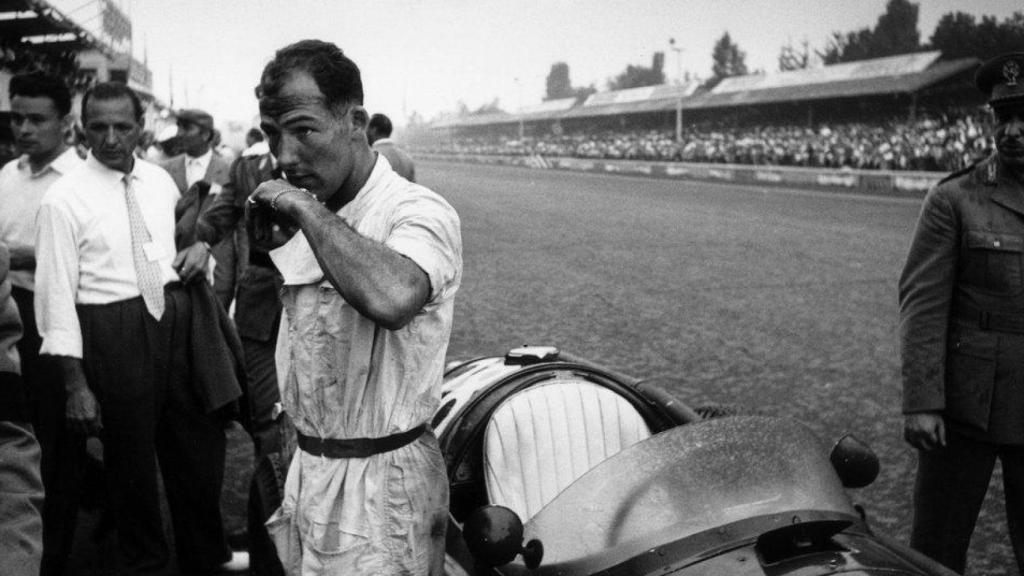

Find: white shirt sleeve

[34,200,84,358]
[385,190,462,304]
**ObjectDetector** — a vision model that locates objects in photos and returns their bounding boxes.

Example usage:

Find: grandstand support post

[909,93,918,123]
[675,98,683,143]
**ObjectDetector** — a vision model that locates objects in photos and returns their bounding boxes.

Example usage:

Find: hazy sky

[51,0,1024,128]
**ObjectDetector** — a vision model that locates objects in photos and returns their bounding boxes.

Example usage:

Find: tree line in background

[794,0,1024,68]
[436,0,1024,121]
[541,0,1024,103]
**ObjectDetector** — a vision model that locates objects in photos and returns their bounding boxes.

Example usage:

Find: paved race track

[420,160,1014,576]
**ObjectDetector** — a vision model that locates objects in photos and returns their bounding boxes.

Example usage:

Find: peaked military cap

[976,52,1024,106]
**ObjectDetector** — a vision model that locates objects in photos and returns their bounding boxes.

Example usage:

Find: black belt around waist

[297,424,427,459]
[957,304,1024,334]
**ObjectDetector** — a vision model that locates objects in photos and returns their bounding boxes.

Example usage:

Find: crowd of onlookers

[422,111,993,172]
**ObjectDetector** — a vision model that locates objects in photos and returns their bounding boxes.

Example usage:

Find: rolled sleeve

[898,186,958,414]
[385,193,462,303]
[34,201,83,358]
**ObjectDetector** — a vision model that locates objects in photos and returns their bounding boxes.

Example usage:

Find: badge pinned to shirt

[143,241,167,262]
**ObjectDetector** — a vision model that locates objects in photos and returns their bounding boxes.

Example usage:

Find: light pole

[669,38,685,143]
[669,37,684,85]
[514,76,524,141]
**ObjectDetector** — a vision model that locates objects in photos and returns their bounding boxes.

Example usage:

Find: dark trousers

[78,288,231,575]
[12,286,86,576]
[910,426,1024,574]
[241,334,287,576]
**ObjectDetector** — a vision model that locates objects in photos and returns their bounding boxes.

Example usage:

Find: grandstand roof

[715,50,943,93]
[430,111,513,129]
[519,97,577,121]
[561,95,683,119]
[558,82,700,119]
[520,97,577,114]
[434,83,702,127]
[431,97,579,128]
[582,83,698,107]
[679,52,980,111]
[430,51,982,129]
[0,0,104,54]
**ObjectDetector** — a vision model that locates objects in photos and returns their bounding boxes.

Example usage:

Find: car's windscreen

[525,416,857,567]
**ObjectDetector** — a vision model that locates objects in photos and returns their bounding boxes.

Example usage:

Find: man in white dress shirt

[0,72,83,576]
[34,82,242,575]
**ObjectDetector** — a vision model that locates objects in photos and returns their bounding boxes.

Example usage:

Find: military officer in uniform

[900,51,1024,574]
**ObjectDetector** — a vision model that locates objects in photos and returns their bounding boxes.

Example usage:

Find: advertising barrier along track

[421,153,941,198]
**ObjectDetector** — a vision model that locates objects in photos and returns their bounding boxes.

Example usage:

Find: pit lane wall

[418,153,941,198]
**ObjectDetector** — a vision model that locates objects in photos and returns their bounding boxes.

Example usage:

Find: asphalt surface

[70,160,1016,575]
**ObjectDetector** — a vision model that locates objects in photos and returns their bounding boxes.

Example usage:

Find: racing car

[434,346,956,576]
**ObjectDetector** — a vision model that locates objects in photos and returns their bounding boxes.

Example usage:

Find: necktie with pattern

[124,175,166,319]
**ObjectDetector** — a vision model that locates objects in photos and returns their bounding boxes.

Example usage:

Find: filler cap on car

[505,345,560,365]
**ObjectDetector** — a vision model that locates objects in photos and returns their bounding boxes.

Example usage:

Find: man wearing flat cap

[899,51,1024,573]
[161,109,237,308]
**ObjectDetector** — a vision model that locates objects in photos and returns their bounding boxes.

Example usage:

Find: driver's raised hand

[245,179,311,250]
[903,411,946,452]
[248,178,306,209]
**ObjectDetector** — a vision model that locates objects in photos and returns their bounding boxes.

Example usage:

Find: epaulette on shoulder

[937,162,979,186]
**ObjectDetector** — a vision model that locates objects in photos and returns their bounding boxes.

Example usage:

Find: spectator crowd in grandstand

[427,111,992,173]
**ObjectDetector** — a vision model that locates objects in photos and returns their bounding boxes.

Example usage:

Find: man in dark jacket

[367,113,416,182]
[193,148,290,576]
[160,109,236,309]
[899,52,1024,574]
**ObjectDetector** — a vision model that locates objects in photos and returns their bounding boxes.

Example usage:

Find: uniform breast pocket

[963,231,1024,295]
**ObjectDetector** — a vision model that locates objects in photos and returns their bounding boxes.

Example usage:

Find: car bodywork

[436,347,955,576]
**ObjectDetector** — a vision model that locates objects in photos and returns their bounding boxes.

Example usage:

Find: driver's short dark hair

[9,72,72,116]
[257,39,363,114]
[81,82,144,124]
[368,113,393,137]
